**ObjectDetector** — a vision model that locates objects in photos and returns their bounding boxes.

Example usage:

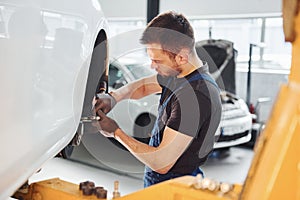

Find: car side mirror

[113,79,126,89]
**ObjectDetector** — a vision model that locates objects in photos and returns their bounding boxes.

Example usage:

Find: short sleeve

[166,89,211,138]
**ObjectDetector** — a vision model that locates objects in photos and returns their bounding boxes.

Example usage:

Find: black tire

[209,147,231,159]
[60,144,74,159]
[133,113,156,144]
[243,123,264,149]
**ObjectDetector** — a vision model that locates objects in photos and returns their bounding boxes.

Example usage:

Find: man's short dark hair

[140,11,195,56]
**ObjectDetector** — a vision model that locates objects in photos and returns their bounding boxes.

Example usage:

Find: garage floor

[28,146,254,198]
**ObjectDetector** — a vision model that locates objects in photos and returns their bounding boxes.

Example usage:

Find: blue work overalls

[144,73,219,187]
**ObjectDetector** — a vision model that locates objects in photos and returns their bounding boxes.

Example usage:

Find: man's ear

[175,48,190,65]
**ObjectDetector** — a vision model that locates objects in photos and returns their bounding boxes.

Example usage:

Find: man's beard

[167,63,182,77]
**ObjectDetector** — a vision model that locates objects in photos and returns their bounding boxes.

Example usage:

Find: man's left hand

[93,110,119,137]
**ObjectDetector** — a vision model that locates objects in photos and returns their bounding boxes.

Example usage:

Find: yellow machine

[13,1,300,199]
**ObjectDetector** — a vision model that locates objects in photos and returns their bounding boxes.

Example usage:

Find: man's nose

[151,61,157,69]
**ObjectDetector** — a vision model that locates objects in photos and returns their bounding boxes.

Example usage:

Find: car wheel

[210,147,231,159]
[60,144,74,159]
[133,113,156,144]
[243,123,264,149]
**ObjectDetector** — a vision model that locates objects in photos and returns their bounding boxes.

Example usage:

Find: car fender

[0,1,108,199]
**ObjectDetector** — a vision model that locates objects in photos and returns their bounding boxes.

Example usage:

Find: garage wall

[98,0,147,18]
[98,0,286,124]
[98,0,281,19]
[236,69,289,123]
[160,0,281,17]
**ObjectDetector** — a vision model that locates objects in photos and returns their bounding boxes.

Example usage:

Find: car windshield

[125,64,156,79]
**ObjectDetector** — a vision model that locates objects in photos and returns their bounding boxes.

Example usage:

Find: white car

[0,1,109,199]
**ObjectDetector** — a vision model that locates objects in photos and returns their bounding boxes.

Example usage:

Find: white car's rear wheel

[133,113,156,144]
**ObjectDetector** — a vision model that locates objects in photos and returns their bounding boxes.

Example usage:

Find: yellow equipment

[13,178,104,200]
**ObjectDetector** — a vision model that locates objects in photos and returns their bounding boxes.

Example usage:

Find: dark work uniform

[144,63,222,187]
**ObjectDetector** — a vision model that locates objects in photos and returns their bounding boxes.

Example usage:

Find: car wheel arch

[60,29,109,159]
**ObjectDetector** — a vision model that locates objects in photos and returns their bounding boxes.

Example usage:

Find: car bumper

[214,130,252,149]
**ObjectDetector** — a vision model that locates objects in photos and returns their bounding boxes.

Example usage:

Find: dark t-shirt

[156,63,222,174]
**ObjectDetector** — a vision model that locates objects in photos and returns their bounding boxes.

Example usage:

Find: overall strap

[186,73,219,90]
[161,73,219,109]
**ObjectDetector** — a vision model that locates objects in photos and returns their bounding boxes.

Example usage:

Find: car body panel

[0,0,107,198]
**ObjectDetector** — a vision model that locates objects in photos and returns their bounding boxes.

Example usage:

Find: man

[94,11,222,187]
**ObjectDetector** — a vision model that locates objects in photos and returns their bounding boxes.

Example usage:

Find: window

[107,15,291,70]
[108,63,126,88]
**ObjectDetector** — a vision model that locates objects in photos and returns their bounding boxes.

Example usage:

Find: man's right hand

[94,93,117,114]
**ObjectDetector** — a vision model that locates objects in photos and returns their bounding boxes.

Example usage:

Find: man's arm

[114,126,193,174]
[94,74,161,114]
[110,74,162,103]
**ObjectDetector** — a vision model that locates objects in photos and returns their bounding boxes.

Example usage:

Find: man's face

[146,43,181,77]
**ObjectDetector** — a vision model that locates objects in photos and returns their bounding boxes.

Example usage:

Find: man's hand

[94,93,116,114]
[93,110,119,137]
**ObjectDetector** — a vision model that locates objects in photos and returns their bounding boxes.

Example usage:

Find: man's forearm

[110,81,145,102]
[110,75,161,103]
[114,128,168,172]
[113,127,188,174]
[114,128,155,153]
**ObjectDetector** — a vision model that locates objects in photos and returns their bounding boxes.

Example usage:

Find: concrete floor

[26,146,254,199]
[202,147,254,184]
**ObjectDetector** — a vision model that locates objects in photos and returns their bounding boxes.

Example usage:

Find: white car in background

[0,1,109,199]
[107,57,159,140]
